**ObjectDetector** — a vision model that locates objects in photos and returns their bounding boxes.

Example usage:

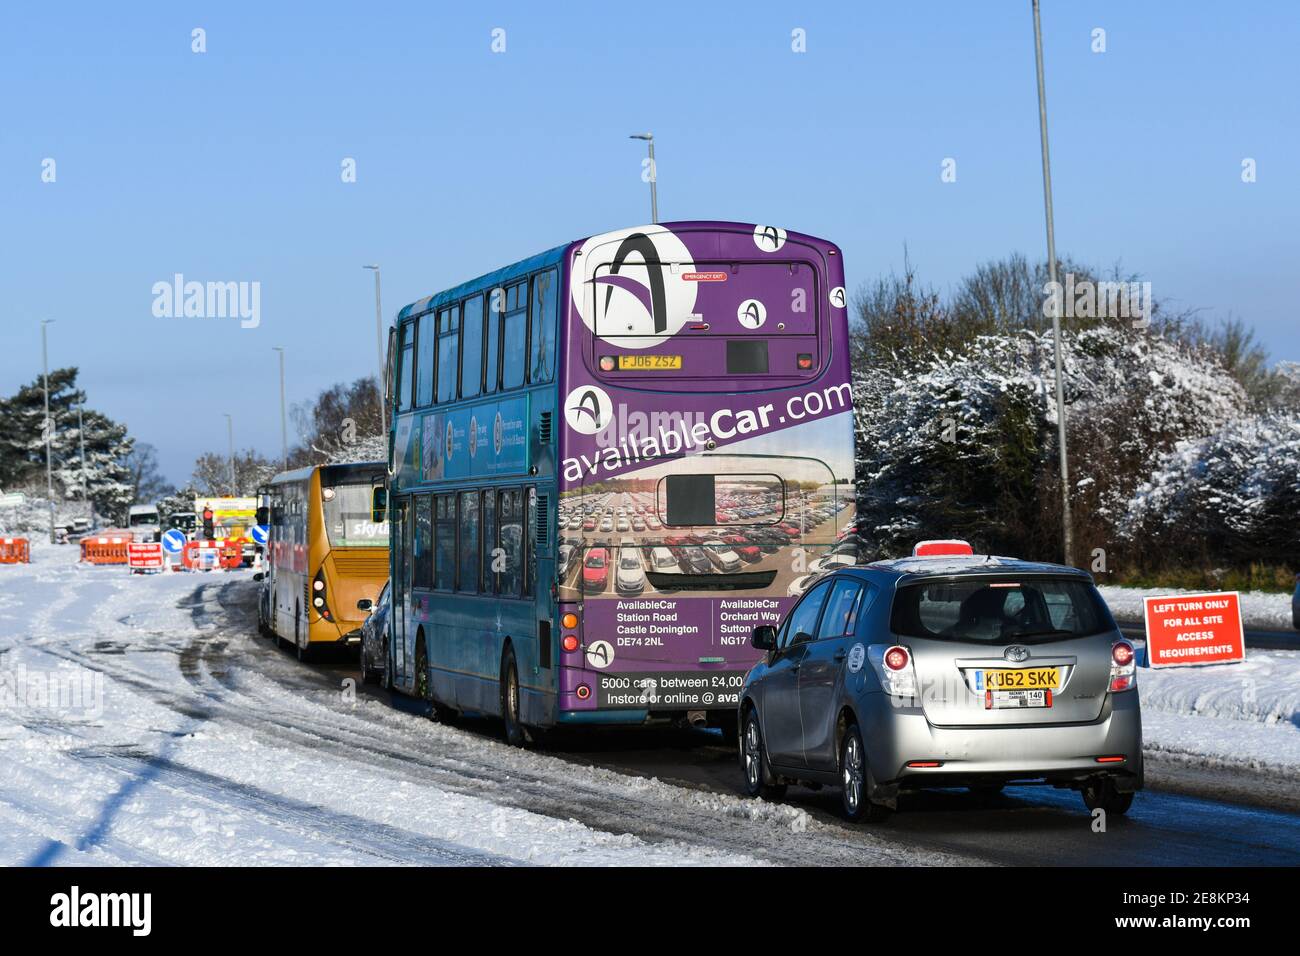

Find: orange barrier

[0,537,30,564]
[80,532,133,565]
[181,538,244,571]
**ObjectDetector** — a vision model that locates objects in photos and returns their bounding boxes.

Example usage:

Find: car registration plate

[987,688,1052,709]
[977,667,1060,691]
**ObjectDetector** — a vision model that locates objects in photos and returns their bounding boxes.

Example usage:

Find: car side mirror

[252,572,264,582]
[357,598,373,612]
[751,625,777,651]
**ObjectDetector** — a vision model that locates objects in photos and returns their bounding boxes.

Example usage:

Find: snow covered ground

[0,542,960,867]
[1098,584,1296,631]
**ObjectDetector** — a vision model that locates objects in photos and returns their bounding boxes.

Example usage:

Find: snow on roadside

[1137,650,1300,774]
[1097,584,1295,631]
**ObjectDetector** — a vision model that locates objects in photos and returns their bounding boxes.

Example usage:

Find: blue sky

[3,1,1296,485]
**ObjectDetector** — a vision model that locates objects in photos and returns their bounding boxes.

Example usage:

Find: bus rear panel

[555,222,855,727]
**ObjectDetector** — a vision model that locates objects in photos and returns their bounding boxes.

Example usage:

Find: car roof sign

[912,539,974,557]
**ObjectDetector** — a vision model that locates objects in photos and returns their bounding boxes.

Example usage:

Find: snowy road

[2,546,1297,866]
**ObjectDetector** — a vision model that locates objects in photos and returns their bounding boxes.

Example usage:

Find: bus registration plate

[618,355,682,370]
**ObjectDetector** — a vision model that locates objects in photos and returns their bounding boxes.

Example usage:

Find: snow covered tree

[289,375,385,465]
[1121,414,1300,569]
[850,257,1250,568]
[190,450,279,496]
[0,367,136,523]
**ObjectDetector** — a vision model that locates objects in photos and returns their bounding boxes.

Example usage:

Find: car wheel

[740,707,786,800]
[840,723,889,823]
[500,646,526,747]
[359,641,374,685]
[1081,778,1134,816]
[381,638,393,692]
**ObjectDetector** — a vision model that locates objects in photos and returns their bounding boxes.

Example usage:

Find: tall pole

[1032,0,1074,567]
[273,346,288,470]
[630,133,658,223]
[224,413,235,494]
[40,320,56,543]
[76,395,92,526]
[363,265,386,433]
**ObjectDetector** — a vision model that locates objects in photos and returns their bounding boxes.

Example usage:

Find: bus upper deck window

[726,339,768,375]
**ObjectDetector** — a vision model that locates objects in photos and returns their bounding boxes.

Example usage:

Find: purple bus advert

[554,222,856,718]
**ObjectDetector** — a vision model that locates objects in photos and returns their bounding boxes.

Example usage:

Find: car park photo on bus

[739,540,1142,822]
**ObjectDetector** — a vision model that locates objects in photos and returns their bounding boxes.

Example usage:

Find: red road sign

[127,541,165,572]
[1142,592,1245,668]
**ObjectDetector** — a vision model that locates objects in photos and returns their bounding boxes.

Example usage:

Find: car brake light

[1109,639,1137,692]
[884,646,909,671]
[877,645,917,698]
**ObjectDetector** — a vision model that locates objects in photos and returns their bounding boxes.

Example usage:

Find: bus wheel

[295,605,312,663]
[500,646,525,747]
[414,638,430,702]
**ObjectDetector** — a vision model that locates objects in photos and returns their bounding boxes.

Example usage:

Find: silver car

[738,545,1142,822]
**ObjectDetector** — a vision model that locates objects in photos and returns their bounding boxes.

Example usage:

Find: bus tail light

[562,634,579,653]
[1109,640,1137,692]
[313,569,332,622]
[796,353,813,369]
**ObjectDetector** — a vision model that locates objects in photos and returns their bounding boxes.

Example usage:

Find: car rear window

[890,576,1115,643]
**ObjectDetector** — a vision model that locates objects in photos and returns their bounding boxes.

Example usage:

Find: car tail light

[1095,755,1126,763]
[906,760,942,768]
[1109,639,1136,692]
[878,645,917,697]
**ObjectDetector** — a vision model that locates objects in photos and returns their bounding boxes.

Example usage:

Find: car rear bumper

[862,690,1143,793]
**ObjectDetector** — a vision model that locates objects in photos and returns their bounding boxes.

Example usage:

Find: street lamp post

[223,413,235,494]
[629,133,658,224]
[363,265,386,433]
[76,395,92,526]
[1032,0,1074,567]
[40,319,56,543]
[272,346,288,471]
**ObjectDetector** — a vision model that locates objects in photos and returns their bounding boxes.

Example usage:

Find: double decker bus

[258,462,390,661]
[386,221,855,744]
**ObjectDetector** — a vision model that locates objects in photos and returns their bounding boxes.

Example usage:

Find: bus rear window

[658,474,784,527]
[323,484,389,548]
[726,340,768,374]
